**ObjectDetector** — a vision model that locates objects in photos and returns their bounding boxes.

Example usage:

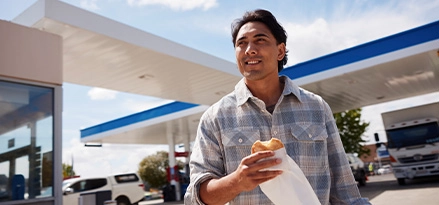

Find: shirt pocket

[289,123,328,141]
[285,123,329,171]
[221,129,260,174]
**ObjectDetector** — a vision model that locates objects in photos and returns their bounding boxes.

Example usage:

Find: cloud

[87,87,118,100]
[282,1,434,66]
[63,137,169,177]
[127,0,218,11]
[80,0,100,11]
[126,0,218,11]
[284,16,417,65]
[284,18,343,65]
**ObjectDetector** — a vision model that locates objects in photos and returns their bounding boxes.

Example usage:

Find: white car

[62,173,145,205]
[377,165,392,175]
[346,153,367,186]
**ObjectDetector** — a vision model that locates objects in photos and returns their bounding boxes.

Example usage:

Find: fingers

[232,167,282,191]
[251,169,283,180]
[252,170,283,183]
[240,152,283,179]
[242,151,282,172]
[243,150,275,164]
[231,151,284,192]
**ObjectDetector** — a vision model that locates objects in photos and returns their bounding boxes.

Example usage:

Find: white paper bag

[259,148,320,205]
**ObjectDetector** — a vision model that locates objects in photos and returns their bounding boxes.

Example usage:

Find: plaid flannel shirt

[184,76,370,205]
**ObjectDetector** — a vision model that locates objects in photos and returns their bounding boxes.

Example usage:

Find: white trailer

[380,102,439,185]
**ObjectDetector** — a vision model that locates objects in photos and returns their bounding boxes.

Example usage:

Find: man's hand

[199,151,282,204]
[231,150,283,191]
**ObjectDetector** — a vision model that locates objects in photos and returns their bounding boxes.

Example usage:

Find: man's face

[234,21,285,82]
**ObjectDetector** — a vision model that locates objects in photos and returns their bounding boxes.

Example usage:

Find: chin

[243,73,265,81]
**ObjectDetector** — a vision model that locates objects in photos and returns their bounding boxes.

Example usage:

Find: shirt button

[273,131,278,135]
[308,134,312,138]
[238,138,243,143]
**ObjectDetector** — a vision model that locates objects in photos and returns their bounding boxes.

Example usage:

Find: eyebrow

[254,33,269,38]
[237,33,269,42]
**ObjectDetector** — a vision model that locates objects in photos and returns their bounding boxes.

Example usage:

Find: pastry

[251,138,284,153]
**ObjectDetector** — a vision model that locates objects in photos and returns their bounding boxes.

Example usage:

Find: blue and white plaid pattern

[184,76,370,205]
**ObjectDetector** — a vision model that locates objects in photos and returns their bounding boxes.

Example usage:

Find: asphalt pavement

[140,173,439,205]
[140,199,182,205]
[359,173,439,205]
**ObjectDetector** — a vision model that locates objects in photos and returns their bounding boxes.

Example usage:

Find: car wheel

[358,172,367,186]
[116,196,131,205]
[397,178,406,185]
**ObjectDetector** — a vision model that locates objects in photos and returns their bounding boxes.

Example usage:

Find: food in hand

[251,138,284,153]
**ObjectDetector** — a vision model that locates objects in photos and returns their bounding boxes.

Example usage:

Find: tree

[333,108,370,157]
[62,163,76,179]
[138,151,184,189]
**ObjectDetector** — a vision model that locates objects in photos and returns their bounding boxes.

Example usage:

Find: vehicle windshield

[387,121,439,149]
[62,181,72,190]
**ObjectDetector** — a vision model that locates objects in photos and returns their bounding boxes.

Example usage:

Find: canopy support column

[166,121,180,201]
[180,119,191,179]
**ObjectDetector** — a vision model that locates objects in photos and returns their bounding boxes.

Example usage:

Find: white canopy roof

[12,0,439,145]
[13,0,241,106]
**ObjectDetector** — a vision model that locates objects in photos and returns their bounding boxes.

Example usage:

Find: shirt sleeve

[184,108,226,205]
[323,101,371,205]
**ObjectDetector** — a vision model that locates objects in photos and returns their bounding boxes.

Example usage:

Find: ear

[277,43,286,61]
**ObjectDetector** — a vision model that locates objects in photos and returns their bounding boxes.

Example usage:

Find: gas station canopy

[12,0,439,145]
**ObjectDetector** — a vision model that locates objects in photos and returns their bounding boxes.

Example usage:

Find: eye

[236,41,246,47]
[256,38,266,42]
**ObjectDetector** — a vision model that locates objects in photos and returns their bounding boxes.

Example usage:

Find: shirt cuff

[193,173,216,205]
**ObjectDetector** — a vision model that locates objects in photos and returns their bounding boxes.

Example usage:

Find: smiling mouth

[246,60,260,65]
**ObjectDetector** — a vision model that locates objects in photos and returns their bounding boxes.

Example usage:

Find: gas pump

[163,166,180,202]
[166,166,180,183]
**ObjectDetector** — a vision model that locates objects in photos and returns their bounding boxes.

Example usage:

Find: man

[184,9,370,205]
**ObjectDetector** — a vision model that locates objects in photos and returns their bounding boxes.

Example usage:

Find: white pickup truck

[62,173,145,205]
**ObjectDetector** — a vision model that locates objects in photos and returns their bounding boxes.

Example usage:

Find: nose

[245,42,257,55]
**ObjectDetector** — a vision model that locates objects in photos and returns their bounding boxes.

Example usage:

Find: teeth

[247,61,258,64]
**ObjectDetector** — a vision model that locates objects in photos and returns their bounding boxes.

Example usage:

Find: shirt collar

[235,78,254,106]
[280,75,303,102]
[235,75,303,106]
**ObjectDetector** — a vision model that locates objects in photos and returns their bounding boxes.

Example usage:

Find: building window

[0,80,54,202]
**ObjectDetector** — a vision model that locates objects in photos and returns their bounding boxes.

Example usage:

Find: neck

[245,76,283,106]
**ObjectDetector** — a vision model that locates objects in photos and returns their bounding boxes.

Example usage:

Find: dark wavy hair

[231,9,288,72]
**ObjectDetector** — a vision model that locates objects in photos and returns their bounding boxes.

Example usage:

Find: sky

[1,0,439,178]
